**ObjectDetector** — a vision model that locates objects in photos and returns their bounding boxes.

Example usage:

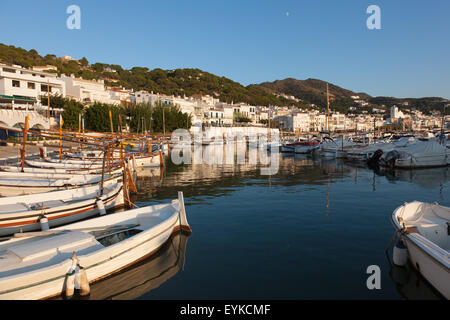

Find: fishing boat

[0,177,126,237]
[0,165,124,175]
[391,201,449,299]
[25,159,107,171]
[0,192,191,300]
[0,172,121,197]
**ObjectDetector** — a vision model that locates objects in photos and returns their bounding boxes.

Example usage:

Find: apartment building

[60,74,112,104]
[0,63,65,107]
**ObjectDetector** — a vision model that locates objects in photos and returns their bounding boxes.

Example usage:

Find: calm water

[93,144,449,300]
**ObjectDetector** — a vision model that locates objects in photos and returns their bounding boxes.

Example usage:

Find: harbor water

[90,144,449,300]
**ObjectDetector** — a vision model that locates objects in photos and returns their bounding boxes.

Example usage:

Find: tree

[84,102,124,132]
[79,57,89,66]
[62,100,84,129]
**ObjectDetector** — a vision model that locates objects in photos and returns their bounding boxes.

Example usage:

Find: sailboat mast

[326,83,330,132]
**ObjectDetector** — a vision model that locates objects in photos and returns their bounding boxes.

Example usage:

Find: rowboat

[391,201,449,299]
[0,165,124,175]
[0,192,191,300]
[0,172,121,197]
[0,177,125,237]
[25,159,107,170]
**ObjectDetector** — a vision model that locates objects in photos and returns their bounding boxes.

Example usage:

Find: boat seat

[7,231,99,262]
[413,221,449,252]
[0,203,31,214]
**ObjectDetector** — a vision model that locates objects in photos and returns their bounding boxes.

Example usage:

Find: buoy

[393,239,408,266]
[95,198,106,216]
[39,215,49,231]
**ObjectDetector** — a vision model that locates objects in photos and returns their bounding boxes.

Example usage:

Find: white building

[108,87,135,105]
[0,63,65,106]
[390,106,405,120]
[60,74,112,104]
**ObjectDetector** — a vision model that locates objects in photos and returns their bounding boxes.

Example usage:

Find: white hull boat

[0,178,125,237]
[320,139,359,159]
[0,173,121,197]
[391,201,449,299]
[0,165,123,175]
[381,141,450,169]
[129,151,163,169]
[0,192,191,300]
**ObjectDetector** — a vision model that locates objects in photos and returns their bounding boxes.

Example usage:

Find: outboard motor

[380,150,401,169]
[367,149,384,168]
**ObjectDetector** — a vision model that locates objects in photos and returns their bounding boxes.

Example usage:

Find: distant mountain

[253,78,449,114]
[253,78,371,107]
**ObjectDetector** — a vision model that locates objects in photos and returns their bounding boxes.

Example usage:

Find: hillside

[254,78,372,109]
[0,43,301,108]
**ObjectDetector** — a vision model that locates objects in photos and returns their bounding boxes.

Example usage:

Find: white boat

[391,201,449,299]
[320,138,360,158]
[25,159,107,170]
[0,165,124,175]
[380,140,450,169]
[0,178,125,237]
[0,192,191,300]
[0,173,121,197]
[129,151,163,169]
[346,137,417,162]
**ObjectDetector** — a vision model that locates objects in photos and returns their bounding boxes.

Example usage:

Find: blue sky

[1,0,449,99]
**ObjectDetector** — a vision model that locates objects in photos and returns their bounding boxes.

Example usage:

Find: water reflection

[133,144,448,300]
[389,262,445,300]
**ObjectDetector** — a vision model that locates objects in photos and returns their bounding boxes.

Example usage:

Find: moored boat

[391,201,449,299]
[0,192,191,300]
[0,177,126,237]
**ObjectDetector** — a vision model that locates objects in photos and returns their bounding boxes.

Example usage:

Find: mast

[326,83,330,132]
[47,79,50,122]
[21,115,30,173]
[59,114,63,162]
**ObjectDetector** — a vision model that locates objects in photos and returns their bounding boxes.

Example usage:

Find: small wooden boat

[25,159,106,170]
[0,173,121,197]
[0,165,124,175]
[0,177,125,237]
[0,192,191,300]
[391,201,449,299]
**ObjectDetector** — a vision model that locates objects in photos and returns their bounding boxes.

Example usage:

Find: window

[28,82,35,89]
[3,68,16,73]
[12,80,20,88]
[41,84,51,92]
